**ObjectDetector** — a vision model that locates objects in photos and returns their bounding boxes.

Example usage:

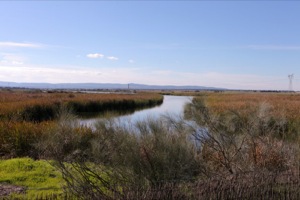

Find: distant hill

[128,83,224,90]
[0,81,225,91]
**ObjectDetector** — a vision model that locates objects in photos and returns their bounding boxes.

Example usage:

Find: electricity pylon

[288,74,294,91]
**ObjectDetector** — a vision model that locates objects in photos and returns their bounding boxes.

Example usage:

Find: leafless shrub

[36,98,300,199]
[185,98,299,177]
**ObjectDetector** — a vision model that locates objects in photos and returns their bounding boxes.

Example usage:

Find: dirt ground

[0,184,26,197]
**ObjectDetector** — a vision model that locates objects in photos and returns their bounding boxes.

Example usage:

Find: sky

[0,1,300,90]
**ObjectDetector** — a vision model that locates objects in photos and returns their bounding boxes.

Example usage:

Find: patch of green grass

[0,157,64,199]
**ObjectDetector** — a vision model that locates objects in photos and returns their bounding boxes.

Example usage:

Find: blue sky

[0,1,299,90]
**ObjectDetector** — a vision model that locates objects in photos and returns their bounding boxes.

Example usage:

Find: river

[80,95,192,127]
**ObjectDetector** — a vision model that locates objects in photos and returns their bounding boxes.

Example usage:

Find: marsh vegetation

[0,90,163,158]
[1,90,300,199]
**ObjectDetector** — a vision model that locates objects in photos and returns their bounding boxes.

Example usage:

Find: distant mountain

[0,81,225,90]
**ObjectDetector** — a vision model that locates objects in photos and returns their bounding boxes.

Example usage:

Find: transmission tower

[288,74,294,91]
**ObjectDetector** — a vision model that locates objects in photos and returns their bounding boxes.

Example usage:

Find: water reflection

[80,95,192,127]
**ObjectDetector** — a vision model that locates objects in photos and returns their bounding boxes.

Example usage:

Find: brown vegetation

[199,92,300,121]
[2,91,300,199]
[33,92,300,199]
[0,89,163,158]
[0,90,163,122]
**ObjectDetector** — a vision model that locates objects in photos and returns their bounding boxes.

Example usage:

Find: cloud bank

[0,64,294,91]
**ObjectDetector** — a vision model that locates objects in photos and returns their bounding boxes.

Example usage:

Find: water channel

[80,95,192,127]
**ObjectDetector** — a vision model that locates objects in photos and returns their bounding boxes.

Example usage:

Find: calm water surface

[80,95,192,127]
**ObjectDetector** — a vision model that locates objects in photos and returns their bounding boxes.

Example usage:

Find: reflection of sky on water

[119,95,192,121]
[80,95,192,127]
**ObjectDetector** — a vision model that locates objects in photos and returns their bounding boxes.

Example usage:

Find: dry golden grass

[0,90,163,119]
[197,92,300,121]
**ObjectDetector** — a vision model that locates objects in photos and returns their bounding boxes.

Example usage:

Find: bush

[37,110,203,199]
[185,98,299,177]
[35,96,300,199]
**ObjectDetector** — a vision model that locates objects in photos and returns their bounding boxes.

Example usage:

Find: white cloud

[129,59,135,63]
[107,56,119,61]
[0,41,43,48]
[0,54,26,65]
[86,53,104,58]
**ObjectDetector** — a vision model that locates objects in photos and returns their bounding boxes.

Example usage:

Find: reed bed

[201,92,300,120]
[185,92,300,141]
[0,89,163,158]
[0,90,163,122]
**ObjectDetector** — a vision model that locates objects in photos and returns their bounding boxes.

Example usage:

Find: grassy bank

[0,158,63,199]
